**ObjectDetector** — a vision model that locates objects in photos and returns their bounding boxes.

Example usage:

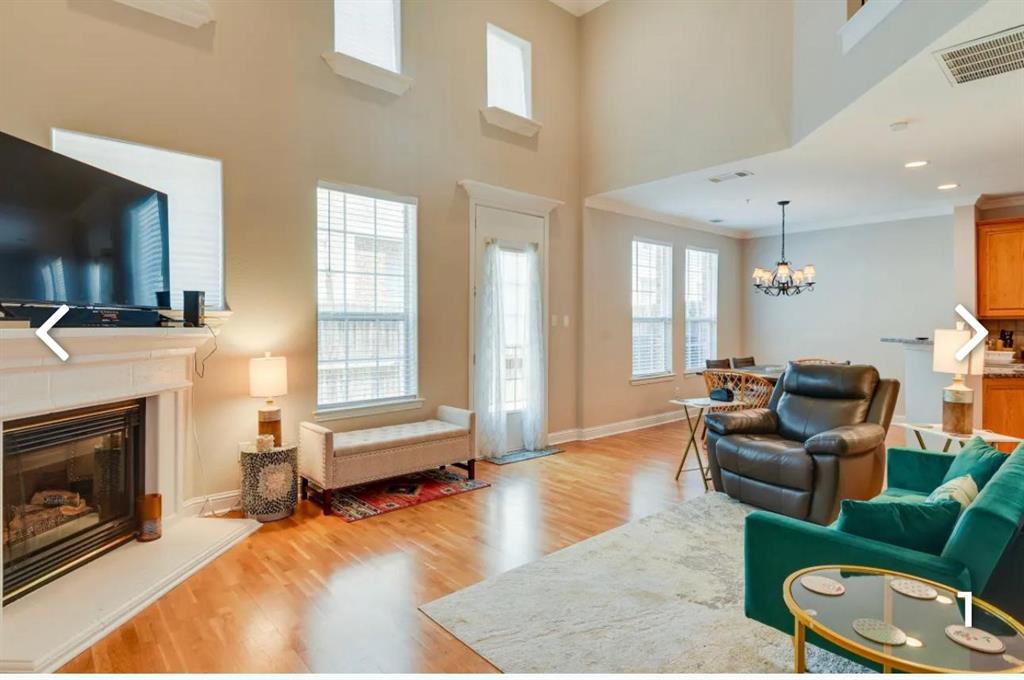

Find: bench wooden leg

[300,477,309,500]
[322,488,334,516]
[466,459,476,480]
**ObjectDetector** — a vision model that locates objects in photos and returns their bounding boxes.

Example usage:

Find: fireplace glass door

[3,400,144,604]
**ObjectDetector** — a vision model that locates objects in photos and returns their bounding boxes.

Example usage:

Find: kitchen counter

[881,337,933,345]
[985,363,1024,378]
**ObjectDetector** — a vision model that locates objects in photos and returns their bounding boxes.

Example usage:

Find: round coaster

[800,574,846,596]
[890,577,938,600]
[852,618,907,646]
[945,625,1006,654]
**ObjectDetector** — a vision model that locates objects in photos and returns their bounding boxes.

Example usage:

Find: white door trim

[460,180,559,451]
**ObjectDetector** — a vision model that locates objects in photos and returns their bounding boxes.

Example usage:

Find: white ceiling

[593,3,1024,238]
[547,0,610,18]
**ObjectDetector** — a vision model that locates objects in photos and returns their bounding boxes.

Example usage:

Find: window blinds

[685,248,719,372]
[316,184,418,410]
[632,239,673,378]
[334,0,400,73]
[487,23,532,118]
[51,128,224,311]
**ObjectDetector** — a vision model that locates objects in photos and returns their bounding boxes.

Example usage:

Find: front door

[472,205,547,455]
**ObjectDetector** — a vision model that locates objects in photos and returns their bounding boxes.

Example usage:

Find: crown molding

[977,193,1024,210]
[584,196,750,239]
[743,204,958,239]
[459,180,563,216]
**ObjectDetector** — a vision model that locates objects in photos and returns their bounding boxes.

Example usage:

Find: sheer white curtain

[475,242,507,457]
[520,244,546,450]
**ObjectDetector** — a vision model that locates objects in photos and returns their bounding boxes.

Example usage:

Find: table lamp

[249,351,287,446]
[933,323,983,435]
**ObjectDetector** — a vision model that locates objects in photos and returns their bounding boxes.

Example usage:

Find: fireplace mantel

[0,318,261,671]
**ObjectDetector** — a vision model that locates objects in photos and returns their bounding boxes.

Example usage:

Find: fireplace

[2,399,145,604]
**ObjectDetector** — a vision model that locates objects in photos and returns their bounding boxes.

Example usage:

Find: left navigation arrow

[36,304,70,361]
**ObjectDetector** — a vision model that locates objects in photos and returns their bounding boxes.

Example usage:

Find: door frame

[459,180,562,450]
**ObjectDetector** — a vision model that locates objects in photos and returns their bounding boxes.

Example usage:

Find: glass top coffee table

[783,565,1024,673]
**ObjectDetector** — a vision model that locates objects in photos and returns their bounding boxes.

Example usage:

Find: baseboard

[548,429,582,445]
[182,489,241,517]
[548,409,688,445]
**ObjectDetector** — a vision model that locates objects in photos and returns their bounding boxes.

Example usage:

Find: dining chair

[705,358,731,369]
[730,356,756,368]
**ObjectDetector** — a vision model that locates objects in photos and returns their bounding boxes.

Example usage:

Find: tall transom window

[333,0,402,73]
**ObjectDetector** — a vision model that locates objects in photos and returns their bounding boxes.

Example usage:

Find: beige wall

[0,0,581,499]
[580,208,743,429]
[741,215,957,413]
[580,0,793,195]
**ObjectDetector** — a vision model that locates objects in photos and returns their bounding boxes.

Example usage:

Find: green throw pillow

[942,437,1007,491]
[835,498,962,555]
[926,474,978,511]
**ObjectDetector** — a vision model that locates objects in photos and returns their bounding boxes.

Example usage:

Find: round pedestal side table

[239,442,298,522]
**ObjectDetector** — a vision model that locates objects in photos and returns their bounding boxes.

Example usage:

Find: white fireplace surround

[0,326,260,672]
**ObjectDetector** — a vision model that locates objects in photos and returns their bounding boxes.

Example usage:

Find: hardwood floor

[59,421,910,673]
[60,421,709,673]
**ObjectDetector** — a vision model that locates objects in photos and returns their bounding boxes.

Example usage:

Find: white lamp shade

[250,352,288,398]
[933,329,971,375]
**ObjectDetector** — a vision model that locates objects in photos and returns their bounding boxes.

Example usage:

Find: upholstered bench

[298,406,476,515]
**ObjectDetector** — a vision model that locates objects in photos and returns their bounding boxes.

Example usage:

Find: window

[333,0,401,73]
[316,183,418,412]
[51,129,224,310]
[487,23,532,119]
[500,248,529,411]
[632,239,673,378]
[685,248,718,373]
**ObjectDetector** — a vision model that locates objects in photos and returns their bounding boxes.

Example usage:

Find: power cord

[190,324,234,518]
[192,324,217,378]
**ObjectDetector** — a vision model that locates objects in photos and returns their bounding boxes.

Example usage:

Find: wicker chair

[731,356,756,368]
[700,369,774,446]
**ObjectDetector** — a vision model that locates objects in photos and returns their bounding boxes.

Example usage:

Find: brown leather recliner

[704,363,899,525]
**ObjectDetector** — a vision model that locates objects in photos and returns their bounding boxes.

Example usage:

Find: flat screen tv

[0,130,170,310]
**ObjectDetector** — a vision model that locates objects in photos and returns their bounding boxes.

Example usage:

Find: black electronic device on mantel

[184,290,205,327]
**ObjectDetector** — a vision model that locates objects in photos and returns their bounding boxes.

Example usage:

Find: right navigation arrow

[954,304,988,362]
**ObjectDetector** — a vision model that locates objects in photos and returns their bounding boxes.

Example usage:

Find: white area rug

[421,492,866,673]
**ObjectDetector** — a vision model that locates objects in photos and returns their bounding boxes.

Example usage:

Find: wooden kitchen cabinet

[977,218,1024,319]
[983,377,1024,452]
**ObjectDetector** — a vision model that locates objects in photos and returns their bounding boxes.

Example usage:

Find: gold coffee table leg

[794,620,806,673]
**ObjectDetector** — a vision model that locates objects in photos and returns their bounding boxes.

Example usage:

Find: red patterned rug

[328,469,490,522]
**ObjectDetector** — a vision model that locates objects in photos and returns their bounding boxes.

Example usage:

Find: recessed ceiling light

[890,120,909,132]
[938,183,959,190]
[904,160,929,168]
[709,218,724,224]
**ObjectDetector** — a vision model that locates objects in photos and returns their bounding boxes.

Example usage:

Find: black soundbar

[1,304,162,328]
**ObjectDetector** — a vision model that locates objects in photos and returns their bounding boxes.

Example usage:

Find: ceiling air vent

[708,170,754,184]
[934,25,1024,85]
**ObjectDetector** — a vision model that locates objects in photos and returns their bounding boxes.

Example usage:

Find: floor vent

[708,170,754,184]
[934,25,1024,85]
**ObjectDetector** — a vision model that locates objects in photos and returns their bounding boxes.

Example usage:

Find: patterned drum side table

[239,442,298,522]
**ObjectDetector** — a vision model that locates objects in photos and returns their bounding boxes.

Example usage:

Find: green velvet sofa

[745,444,1024,663]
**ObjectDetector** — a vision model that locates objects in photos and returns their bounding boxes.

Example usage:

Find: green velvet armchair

[745,445,1024,664]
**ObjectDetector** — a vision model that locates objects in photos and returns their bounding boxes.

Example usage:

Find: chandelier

[752,200,815,296]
